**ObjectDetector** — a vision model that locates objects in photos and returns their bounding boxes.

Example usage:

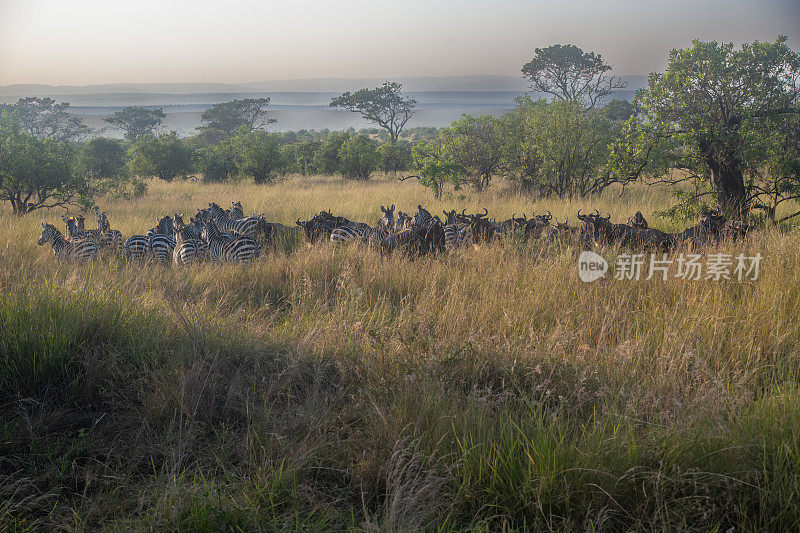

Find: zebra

[201,220,260,262]
[62,215,89,241]
[124,234,150,260]
[396,210,413,231]
[229,201,244,220]
[147,215,176,264]
[443,223,472,251]
[96,212,124,252]
[173,222,204,265]
[297,211,347,245]
[330,223,373,245]
[379,205,395,231]
[206,202,260,236]
[412,205,434,228]
[39,223,98,261]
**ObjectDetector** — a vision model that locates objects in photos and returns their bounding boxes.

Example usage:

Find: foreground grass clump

[2,176,800,530]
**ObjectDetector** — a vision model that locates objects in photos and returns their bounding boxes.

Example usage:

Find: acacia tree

[330,82,416,144]
[199,98,276,135]
[0,118,93,214]
[521,44,627,109]
[12,97,90,140]
[609,37,800,218]
[104,107,166,140]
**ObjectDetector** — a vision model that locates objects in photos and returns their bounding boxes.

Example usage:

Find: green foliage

[410,138,464,199]
[77,137,144,198]
[338,135,379,180]
[227,128,284,184]
[598,99,635,122]
[439,115,502,191]
[199,98,276,135]
[195,143,235,183]
[128,131,195,182]
[501,98,619,197]
[609,36,800,217]
[10,97,91,140]
[0,116,93,214]
[314,132,351,175]
[377,142,411,175]
[104,106,166,140]
[521,44,626,109]
[330,82,416,143]
[292,140,324,175]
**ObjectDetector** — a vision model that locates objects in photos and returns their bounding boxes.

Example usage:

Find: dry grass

[1,175,800,530]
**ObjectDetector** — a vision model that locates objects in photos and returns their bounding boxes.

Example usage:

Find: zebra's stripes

[62,215,90,241]
[207,202,261,236]
[229,201,244,220]
[150,234,176,264]
[39,223,97,261]
[96,212,124,252]
[201,220,259,262]
[124,235,150,260]
[172,225,204,266]
[412,205,434,228]
[443,223,472,251]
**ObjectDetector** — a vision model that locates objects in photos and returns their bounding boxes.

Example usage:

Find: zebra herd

[39,202,277,264]
[38,201,753,263]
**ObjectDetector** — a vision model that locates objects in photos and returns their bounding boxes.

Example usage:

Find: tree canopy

[0,117,93,214]
[199,98,276,135]
[609,36,800,217]
[104,107,166,140]
[521,44,626,109]
[128,131,194,182]
[330,82,416,144]
[11,97,91,141]
[338,135,379,180]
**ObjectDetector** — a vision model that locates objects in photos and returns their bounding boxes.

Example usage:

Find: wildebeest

[578,210,674,250]
[383,220,446,257]
[627,211,648,229]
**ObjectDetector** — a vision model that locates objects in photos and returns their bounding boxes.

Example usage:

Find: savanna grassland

[2,175,800,531]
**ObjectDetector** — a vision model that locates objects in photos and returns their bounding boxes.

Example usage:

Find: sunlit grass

[2,176,800,530]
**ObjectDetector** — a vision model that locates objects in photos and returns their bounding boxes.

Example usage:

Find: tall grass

[1,175,799,530]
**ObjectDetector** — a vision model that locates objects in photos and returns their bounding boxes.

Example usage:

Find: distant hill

[0,75,648,99]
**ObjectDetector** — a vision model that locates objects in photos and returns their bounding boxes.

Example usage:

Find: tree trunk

[702,141,748,218]
[711,164,747,218]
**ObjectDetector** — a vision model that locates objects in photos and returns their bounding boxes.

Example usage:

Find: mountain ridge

[0,75,648,97]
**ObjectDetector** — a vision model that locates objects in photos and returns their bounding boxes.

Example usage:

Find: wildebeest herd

[37,201,752,263]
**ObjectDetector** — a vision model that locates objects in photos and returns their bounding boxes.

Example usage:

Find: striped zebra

[62,215,90,241]
[412,205,434,228]
[148,216,176,264]
[124,234,150,260]
[396,211,413,231]
[173,223,204,265]
[330,223,370,245]
[202,220,260,262]
[175,213,210,257]
[96,212,124,252]
[229,201,244,220]
[39,223,98,261]
[443,223,472,251]
[207,203,260,236]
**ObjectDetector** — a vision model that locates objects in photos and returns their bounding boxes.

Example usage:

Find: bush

[128,131,195,182]
[314,132,351,175]
[338,135,379,180]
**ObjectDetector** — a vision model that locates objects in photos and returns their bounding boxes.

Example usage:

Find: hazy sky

[1,0,798,85]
